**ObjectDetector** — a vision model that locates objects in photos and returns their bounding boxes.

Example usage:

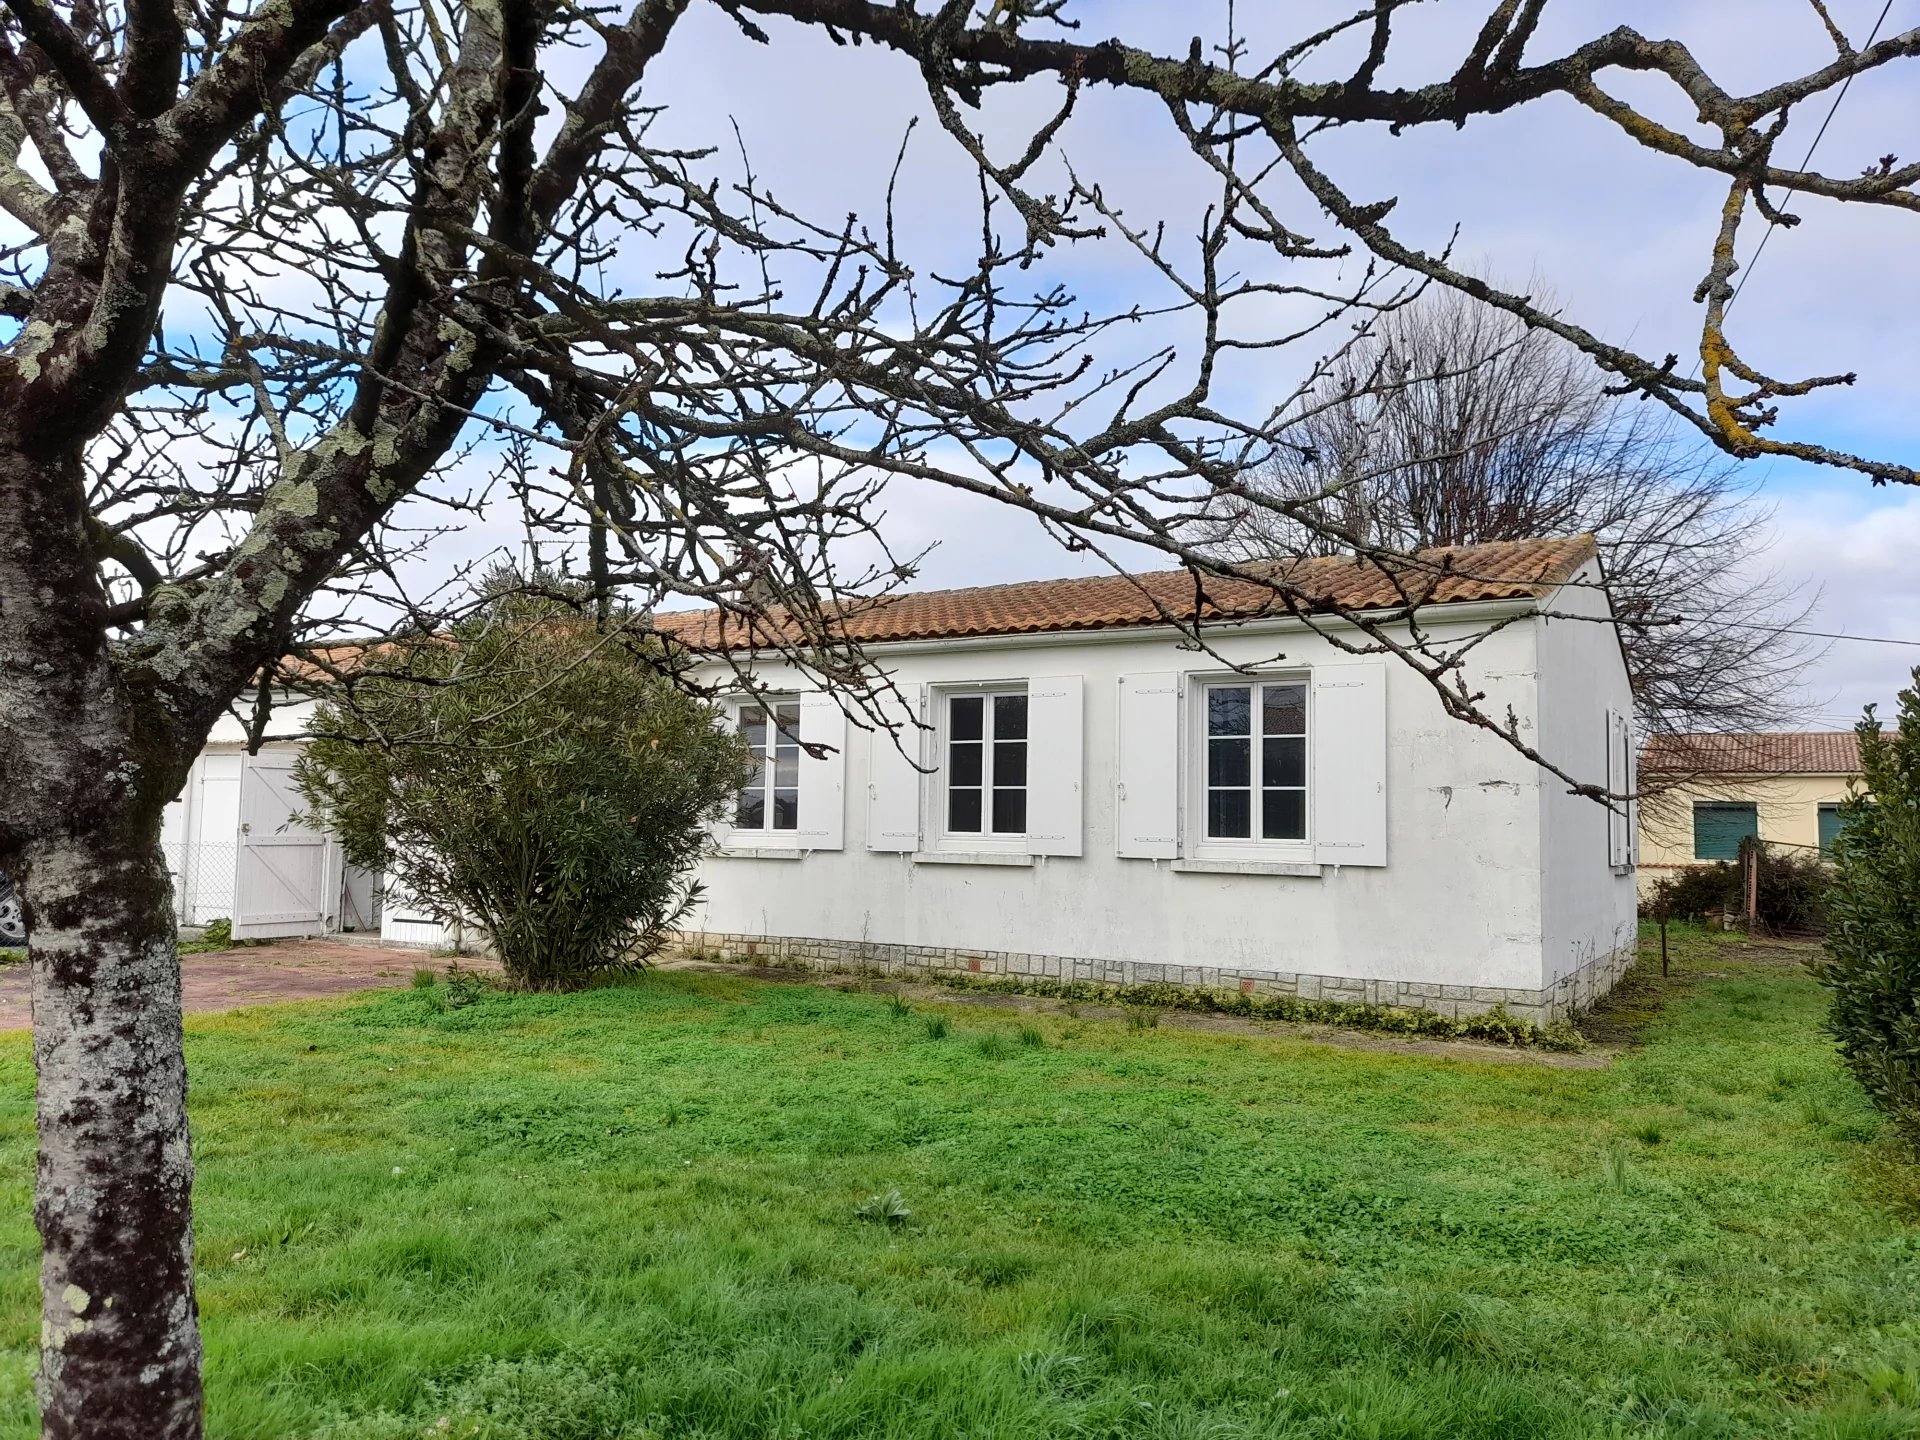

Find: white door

[232,750,332,941]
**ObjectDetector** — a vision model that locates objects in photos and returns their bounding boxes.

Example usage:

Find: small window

[946,689,1027,837]
[1692,801,1756,862]
[735,698,800,832]
[1818,803,1848,858]
[1203,680,1307,843]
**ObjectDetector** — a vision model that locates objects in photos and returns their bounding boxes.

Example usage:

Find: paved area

[0,938,488,1031]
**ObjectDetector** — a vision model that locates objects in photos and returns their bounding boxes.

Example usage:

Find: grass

[0,926,1913,1436]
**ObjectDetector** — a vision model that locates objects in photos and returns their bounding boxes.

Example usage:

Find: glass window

[736,699,800,832]
[1691,801,1756,861]
[1205,680,1307,843]
[947,689,1027,836]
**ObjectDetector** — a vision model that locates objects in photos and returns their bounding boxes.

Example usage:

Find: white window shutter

[1312,664,1387,867]
[866,686,924,853]
[1026,676,1083,856]
[797,691,845,851]
[1116,672,1180,859]
[1626,716,1641,869]
[1604,708,1627,869]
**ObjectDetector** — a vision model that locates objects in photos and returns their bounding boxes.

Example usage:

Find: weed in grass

[975,1031,1014,1060]
[1862,1365,1920,1407]
[1018,1024,1046,1049]
[441,966,489,1010]
[854,1188,912,1228]
[411,968,437,989]
[922,1013,949,1040]
[1633,1123,1664,1146]
[1127,1006,1160,1030]
[886,992,913,1019]
[1603,1141,1633,1193]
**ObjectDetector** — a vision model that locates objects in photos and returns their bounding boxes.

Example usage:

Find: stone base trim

[666,931,1635,1024]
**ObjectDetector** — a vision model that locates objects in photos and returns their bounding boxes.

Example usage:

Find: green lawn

[0,932,1916,1438]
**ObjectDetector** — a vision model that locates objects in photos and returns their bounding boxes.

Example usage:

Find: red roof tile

[657,535,1598,651]
[1642,731,1874,776]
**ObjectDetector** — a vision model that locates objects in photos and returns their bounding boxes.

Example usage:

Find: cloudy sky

[385,0,1920,727]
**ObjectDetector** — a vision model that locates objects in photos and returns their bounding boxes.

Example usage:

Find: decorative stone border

[666,930,1635,1024]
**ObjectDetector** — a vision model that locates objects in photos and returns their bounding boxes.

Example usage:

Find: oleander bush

[299,583,750,990]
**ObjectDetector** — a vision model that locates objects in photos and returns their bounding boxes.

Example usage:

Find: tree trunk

[26,831,203,1439]
[1,440,205,1436]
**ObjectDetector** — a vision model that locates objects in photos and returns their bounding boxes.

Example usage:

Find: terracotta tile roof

[657,535,1598,651]
[1642,731,1874,776]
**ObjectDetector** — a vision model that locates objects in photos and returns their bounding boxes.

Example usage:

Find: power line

[1724,0,1898,316]
[1663,614,1920,649]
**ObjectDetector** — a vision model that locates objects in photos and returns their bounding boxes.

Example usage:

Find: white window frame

[931,682,1030,854]
[1185,672,1312,864]
[727,694,804,849]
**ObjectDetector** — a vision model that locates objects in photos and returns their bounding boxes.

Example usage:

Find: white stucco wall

[689,595,1636,996]
[1533,562,1640,986]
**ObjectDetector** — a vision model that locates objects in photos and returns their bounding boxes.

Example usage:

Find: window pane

[736,790,765,829]
[1263,789,1306,840]
[1264,736,1306,789]
[993,693,1028,740]
[950,695,984,741]
[1263,684,1306,736]
[772,789,798,830]
[773,702,800,742]
[950,788,982,833]
[740,706,767,752]
[1207,789,1251,839]
[1208,736,1250,787]
[994,739,1027,787]
[1208,686,1251,737]
[774,753,799,788]
[992,788,1027,834]
[949,739,983,787]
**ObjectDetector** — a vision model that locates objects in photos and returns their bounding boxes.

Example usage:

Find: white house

[662,536,1639,1023]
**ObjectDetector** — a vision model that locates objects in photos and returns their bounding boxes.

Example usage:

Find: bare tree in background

[1210,288,1823,756]
[3,0,1919,1433]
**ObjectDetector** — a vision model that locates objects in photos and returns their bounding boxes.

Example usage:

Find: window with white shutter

[1115,673,1180,859]
[866,687,924,853]
[1605,707,1627,869]
[1026,676,1084,856]
[1310,664,1387,866]
[795,691,845,850]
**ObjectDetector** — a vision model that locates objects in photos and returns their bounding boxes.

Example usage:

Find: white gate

[231,750,333,941]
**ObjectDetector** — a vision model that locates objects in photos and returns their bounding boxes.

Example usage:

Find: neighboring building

[158,697,380,941]
[661,536,1640,1024]
[1636,731,1868,893]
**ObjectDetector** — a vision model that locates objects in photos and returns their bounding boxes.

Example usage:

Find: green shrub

[1649,848,1830,935]
[298,581,752,991]
[1647,864,1740,924]
[1813,681,1920,1149]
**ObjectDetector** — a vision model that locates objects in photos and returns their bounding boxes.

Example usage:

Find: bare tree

[2,1,1917,1433]
[1210,287,1823,753]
